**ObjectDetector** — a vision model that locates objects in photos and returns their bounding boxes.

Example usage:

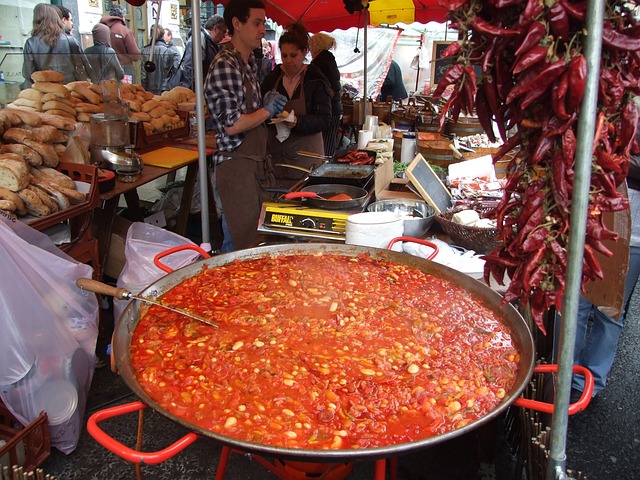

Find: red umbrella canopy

[214,0,447,32]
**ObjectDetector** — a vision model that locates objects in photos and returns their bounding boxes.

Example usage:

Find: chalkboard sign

[431,41,455,88]
[405,154,452,214]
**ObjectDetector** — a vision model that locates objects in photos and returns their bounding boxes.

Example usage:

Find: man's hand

[263,91,288,118]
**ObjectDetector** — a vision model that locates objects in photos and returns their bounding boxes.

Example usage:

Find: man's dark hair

[58,5,71,21]
[223,0,265,36]
[109,4,127,18]
[204,15,225,32]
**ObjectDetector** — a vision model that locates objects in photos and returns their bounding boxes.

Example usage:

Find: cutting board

[140,147,199,168]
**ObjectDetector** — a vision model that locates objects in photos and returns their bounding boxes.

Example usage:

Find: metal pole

[363,5,369,118]
[545,0,604,478]
[190,0,212,251]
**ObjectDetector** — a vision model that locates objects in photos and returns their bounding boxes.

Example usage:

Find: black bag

[67,36,89,81]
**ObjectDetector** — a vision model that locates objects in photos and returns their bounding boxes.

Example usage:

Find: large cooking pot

[101,243,538,462]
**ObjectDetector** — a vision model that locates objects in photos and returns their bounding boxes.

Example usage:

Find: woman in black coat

[310,33,343,157]
[261,23,332,189]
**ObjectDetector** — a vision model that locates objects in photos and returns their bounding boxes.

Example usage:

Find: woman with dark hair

[261,22,332,189]
[22,3,92,87]
[310,32,342,157]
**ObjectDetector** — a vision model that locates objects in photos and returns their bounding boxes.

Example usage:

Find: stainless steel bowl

[367,199,435,237]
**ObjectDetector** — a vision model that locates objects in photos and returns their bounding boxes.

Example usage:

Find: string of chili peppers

[433,0,640,332]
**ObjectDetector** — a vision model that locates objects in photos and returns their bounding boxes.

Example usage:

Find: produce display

[433,0,640,330]
[130,253,520,449]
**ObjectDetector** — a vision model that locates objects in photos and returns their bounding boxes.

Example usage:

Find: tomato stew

[131,253,520,450]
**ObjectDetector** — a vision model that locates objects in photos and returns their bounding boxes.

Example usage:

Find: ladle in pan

[77,278,218,328]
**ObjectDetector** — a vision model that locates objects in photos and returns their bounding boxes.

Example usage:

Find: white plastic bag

[0,217,99,454]
[113,222,202,321]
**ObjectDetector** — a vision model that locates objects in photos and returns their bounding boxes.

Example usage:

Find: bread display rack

[130,110,189,153]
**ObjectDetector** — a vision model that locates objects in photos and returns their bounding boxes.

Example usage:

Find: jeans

[220,213,235,253]
[572,245,640,394]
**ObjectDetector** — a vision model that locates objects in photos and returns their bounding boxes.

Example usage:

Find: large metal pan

[278,161,375,187]
[105,243,536,462]
[283,184,368,209]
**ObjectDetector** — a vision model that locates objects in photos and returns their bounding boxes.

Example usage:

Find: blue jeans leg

[220,213,235,253]
[572,297,623,394]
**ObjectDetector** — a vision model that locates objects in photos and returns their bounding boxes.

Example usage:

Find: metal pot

[110,243,535,462]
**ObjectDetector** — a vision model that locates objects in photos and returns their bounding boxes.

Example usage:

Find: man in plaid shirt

[204,0,287,252]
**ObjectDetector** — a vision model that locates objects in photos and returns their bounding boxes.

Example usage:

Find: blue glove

[263,90,288,118]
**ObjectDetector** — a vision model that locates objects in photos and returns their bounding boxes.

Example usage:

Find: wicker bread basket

[435,208,501,254]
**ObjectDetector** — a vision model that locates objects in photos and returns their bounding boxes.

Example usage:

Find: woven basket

[435,208,501,254]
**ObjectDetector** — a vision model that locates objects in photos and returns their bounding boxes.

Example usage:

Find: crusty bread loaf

[27,125,68,143]
[17,188,50,217]
[6,104,37,112]
[31,70,65,83]
[0,186,26,215]
[43,100,77,116]
[21,139,59,168]
[0,199,16,212]
[11,98,43,110]
[44,109,76,120]
[131,111,151,122]
[33,112,76,131]
[0,144,43,167]
[3,127,33,143]
[18,89,45,102]
[0,110,22,128]
[32,82,70,98]
[66,82,102,104]
[0,155,29,191]
[74,102,102,114]
[32,179,70,210]
[141,100,159,113]
[10,109,42,127]
[27,184,58,213]
[30,166,76,190]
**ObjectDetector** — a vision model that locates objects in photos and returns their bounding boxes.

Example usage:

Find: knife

[76,278,218,328]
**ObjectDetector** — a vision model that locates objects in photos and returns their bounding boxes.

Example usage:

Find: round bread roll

[0,199,16,212]
[130,111,151,122]
[149,105,166,119]
[31,70,65,83]
[0,186,26,215]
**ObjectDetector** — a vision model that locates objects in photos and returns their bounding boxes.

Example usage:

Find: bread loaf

[28,125,68,143]
[0,144,43,167]
[0,186,26,215]
[75,102,102,114]
[10,109,42,127]
[31,70,65,83]
[32,82,70,98]
[18,89,45,102]
[3,127,33,143]
[17,188,50,217]
[27,184,59,213]
[66,82,102,105]
[43,100,77,116]
[33,180,71,210]
[12,98,43,110]
[34,112,76,131]
[21,139,59,168]
[44,109,76,120]
[30,166,76,190]
[0,156,29,191]
[0,199,16,212]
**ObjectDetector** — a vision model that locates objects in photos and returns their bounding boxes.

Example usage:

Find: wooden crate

[0,402,50,472]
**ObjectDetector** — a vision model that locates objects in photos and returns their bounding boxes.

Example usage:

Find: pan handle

[154,245,212,273]
[386,237,439,260]
[513,364,594,415]
[275,163,314,174]
[87,401,199,464]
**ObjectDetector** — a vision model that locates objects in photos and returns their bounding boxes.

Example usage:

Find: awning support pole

[545,0,604,478]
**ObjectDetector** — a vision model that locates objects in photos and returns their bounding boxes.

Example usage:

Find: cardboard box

[374,158,394,196]
[583,183,631,319]
[103,215,132,280]
[376,178,422,201]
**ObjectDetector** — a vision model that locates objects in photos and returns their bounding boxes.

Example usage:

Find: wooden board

[140,147,199,168]
[405,153,452,214]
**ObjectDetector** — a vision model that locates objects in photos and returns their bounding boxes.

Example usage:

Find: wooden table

[93,152,222,280]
